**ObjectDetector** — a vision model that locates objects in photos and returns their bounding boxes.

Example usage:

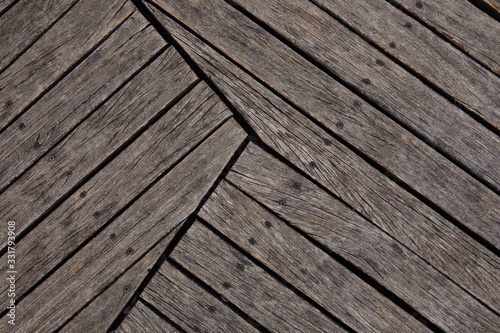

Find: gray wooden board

[0,10,166,192]
[482,0,500,13]
[226,0,500,193]
[170,221,359,333]
[61,223,183,333]
[0,0,16,13]
[308,0,500,129]
[0,44,193,244]
[149,0,500,249]
[117,300,181,333]
[0,82,229,311]
[217,154,500,332]
[388,0,500,75]
[0,0,79,72]
[0,118,246,332]
[0,0,135,132]
[149,17,500,314]
[142,260,259,333]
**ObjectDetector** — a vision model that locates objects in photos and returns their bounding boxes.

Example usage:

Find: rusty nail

[363,78,371,85]
[49,155,55,161]
[237,264,245,271]
[80,191,87,198]
[123,286,130,292]
[66,171,72,177]
[33,142,40,150]
[309,161,316,168]
[389,42,397,48]
[93,211,100,218]
[376,59,385,66]
[249,237,256,245]
[337,122,344,129]
[405,22,413,29]
[354,100,361,107]
[18,123,25,130]
[264,221,272,228]
[223,282,231,289]
[208,306,216,313]
[416,1,423,9]
[279,200,286,206]
[324,139,332,146]
[110,233,117,240]
[126,247,134,255]
[294,182,301,190]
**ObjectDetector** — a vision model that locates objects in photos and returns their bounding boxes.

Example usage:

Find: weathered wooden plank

[117,300,181,333]
[61,223,183,333]
[308,0,500,129]
[481,0,500,14]
[0,82,229,311]
[142,260,259,333]
[149,1,500,249]
[0,0,134,131]
[218,157,500,331]
[0,10,166,192]
[388,0,500,75]
[149,18,500,314]
[0,0,79,72]
[226,0,500,193]
[0,118,245,332]
[0,0,17,13]
[171,222,357,333]
[200,182,443,331]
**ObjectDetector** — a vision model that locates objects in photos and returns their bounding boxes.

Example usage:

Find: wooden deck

[0,0,499,332]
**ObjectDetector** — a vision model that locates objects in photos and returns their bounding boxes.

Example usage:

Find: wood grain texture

[117,300,181,333]
[0,0,79,72]
[0,118,245,332]
[226,0,500,193]
[219,152,500,332]
[0,82,229,311]
[0,0,134,131]
[200,181,444,331]
[142,260,259,333]
[308,0,500,129]
[389,0,500,75]
[481,0,500,13]
[0,10,166,192]
[171,222,354,333]
[150,19,500,314]
[0,45,193,243]
[149,1,500,249]
[0,0,17,13]
[61,223,183,333]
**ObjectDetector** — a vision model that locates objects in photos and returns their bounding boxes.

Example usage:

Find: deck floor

[1,0,499,332]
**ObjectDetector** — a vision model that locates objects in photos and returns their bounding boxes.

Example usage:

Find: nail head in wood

[309,161,316,168]
[193,326,200,332]
[208,306,216,313]
[363,78,371,85]
[354,100,361,107]
[18,123,25,130]
[249,237,256,245]
[126,247,134,255]
[324,139,332,146]
[237,264,245,271]
[49,155,55,161]
[405,22,413,29]
[389,42,397,48]
[33,142,40,150]
[79,191,87,198]
[110,233,117,240]
[279,200,286,206]
[294,182,302,189]
[264,221,272,228]
[223,282,231,289]
[66,171,72,177]
[416,1,423,9]
[123,285,130,292]
[93,211,100,218]
[337,122,344,129]
[376,59,385,66]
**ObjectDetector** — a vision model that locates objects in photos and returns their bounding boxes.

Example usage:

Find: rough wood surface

[149,1,500,249]
[220,151,500,332]
[0,0,17,13]
[0,82,229,311]
[151,18,500,313]
[0,10,166,192]
[200,181,444,331]
[0,0,134,131]
[117,300,181,333]
[142,260,259,333]
[170,222,354,333]
[389,0,500,75]
[481,0,500,13]
[0,0,79,72]
[308,0,500,129]
[0,118,245,332]
[61,223,182,333]
[226,0,500,192]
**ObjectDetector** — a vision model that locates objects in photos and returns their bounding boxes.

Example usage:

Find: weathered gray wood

[149,18,500,314]
[142,260,259,333]
[171,222,358,333]
[117,300,181,333]
[0,0,134,131]
[149,1,500,249]
[0,118,245,332]
[62,223,183,333]
[0,10,166,192]
[0,0,79,72]
[481,0,500,14]
[0,82,230,311]
[226,0,500,193]
[308,0,500,129]
[218,157,500,331]
[0,0,17,13]
[388,0,500,75]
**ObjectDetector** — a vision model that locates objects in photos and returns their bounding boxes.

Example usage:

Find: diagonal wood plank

[61,222,183,333]
[309,0,500,130]
[0,0,134,132]
[0,0,17,13]
[0,0,79,72]
[0,10,166,192]
[142,260,260,333]
[149,1,500,249]
[215,151,499,332]
[0,118,246,332]
[481,0,500,14]
[150,15,500,314]
[116,300,181,333]
[225,0,500,192]
[0,82,229,310]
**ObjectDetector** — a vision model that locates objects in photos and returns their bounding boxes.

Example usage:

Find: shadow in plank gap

[146,4,500,314]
